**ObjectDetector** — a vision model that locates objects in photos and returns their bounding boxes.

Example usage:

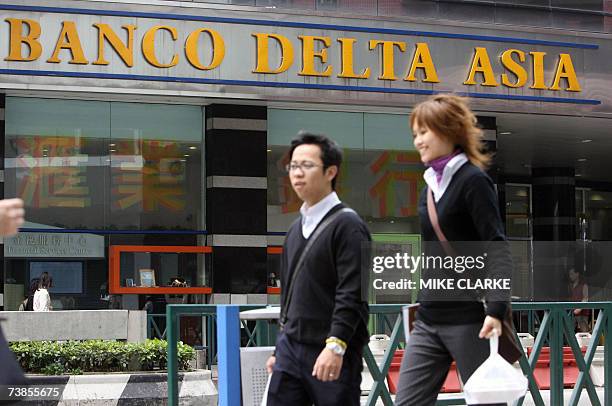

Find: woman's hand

[479,315,502,339]
[266,356,276,374]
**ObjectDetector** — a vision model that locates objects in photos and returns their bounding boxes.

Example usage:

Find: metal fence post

[167,306,179,406]
[605,305,611,406]
[218,305,241,406]
[550,308,564,406]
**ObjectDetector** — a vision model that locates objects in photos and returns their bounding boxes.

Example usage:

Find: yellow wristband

[325,337,347,350]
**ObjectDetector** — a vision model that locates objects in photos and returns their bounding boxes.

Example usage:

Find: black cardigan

[280,203,371,348]
[417,161,512,325]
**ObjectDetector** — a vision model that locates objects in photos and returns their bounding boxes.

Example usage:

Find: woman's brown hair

[410,94,491,169]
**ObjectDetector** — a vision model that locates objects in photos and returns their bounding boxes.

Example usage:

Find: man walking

[266,132,371,405]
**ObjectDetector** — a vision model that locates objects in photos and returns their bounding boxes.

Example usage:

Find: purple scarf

[427,149,461,185]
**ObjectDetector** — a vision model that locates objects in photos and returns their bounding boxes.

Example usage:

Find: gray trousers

[394,319,503,406]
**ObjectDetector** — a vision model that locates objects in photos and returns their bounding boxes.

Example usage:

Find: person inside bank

[394,94,513,405]
[568,267,590,332]
[33,272,53,312]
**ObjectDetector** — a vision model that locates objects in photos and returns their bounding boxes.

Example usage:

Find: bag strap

[280,207,357,328]
[426,187,456,256]
[427,187,483,301]
[428,186,488,301]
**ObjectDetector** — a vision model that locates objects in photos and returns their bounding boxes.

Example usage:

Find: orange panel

[267,287,281,294]
[112,287,213,294]
[111,245,212,253]
[267,246,283,254]
[109,245,212,294]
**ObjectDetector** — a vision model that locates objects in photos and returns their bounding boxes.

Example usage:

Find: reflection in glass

[586,190,612,241]
[5,98,204,231]
[505,184,531,238]
[267,108,422,237]
[5,98,110,229]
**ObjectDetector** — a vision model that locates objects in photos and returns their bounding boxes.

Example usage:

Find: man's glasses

[285,161,324,173]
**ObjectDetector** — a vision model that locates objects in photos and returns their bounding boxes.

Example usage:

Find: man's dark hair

[288,131,343,189]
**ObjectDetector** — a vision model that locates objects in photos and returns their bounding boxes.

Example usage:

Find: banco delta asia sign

[0,4,600,104]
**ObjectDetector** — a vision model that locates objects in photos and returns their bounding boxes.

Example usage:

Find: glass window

[109,103,203,230]
[505,184,531,238]
[267,109,364,233]
[364,113,422,235]
[576,188,587,240]
[5,98,204,231]
[5,98,110,229]
[551,0,602,11]
[586,190,612,240]
[119,251,210,288]
[267,108,422,234]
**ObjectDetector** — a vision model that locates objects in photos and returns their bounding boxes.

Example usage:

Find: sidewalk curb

[23,370,218,405]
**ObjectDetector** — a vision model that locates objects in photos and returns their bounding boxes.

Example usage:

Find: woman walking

[395,94,513,405]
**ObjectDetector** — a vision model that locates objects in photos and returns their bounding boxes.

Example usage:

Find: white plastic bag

[463,334,528,405]
[260,373,271,406]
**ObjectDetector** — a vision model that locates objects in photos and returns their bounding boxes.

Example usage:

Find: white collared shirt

[300,191,341,238]
[423,153,469,202]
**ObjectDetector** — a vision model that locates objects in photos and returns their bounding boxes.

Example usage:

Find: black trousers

[267,333,362,406]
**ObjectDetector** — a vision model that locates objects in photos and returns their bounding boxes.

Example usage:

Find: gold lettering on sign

[142,25,179,68]
[5,18,42,62]
[404,43,439,83]
[47,21,88,64]
[252,33,294,74]
[369,40,406,81]
[298,35,332,77]
[185,28,225,70]
[529,51,548,90]
[93,24,136,67]
[550,53,581,92]
[464,47,498,86]
[500,49,527,88]
[337,38,370,79]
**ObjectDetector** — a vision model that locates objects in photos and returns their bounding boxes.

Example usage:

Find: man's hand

[266,356,276,374]
[312,348,343,382]
[479,315,502,339]
[0,198,24,237]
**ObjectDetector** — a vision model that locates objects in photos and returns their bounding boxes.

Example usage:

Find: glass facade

[3,97,205,310]
[266,107,612,304]
[267,108,423,236]
[5,98,203,231]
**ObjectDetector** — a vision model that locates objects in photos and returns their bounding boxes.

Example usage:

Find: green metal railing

[166,304,271,405]
[147,313,167,339]
[512,302,611,406]
[166,302,611,406]
[151,307,277,371]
